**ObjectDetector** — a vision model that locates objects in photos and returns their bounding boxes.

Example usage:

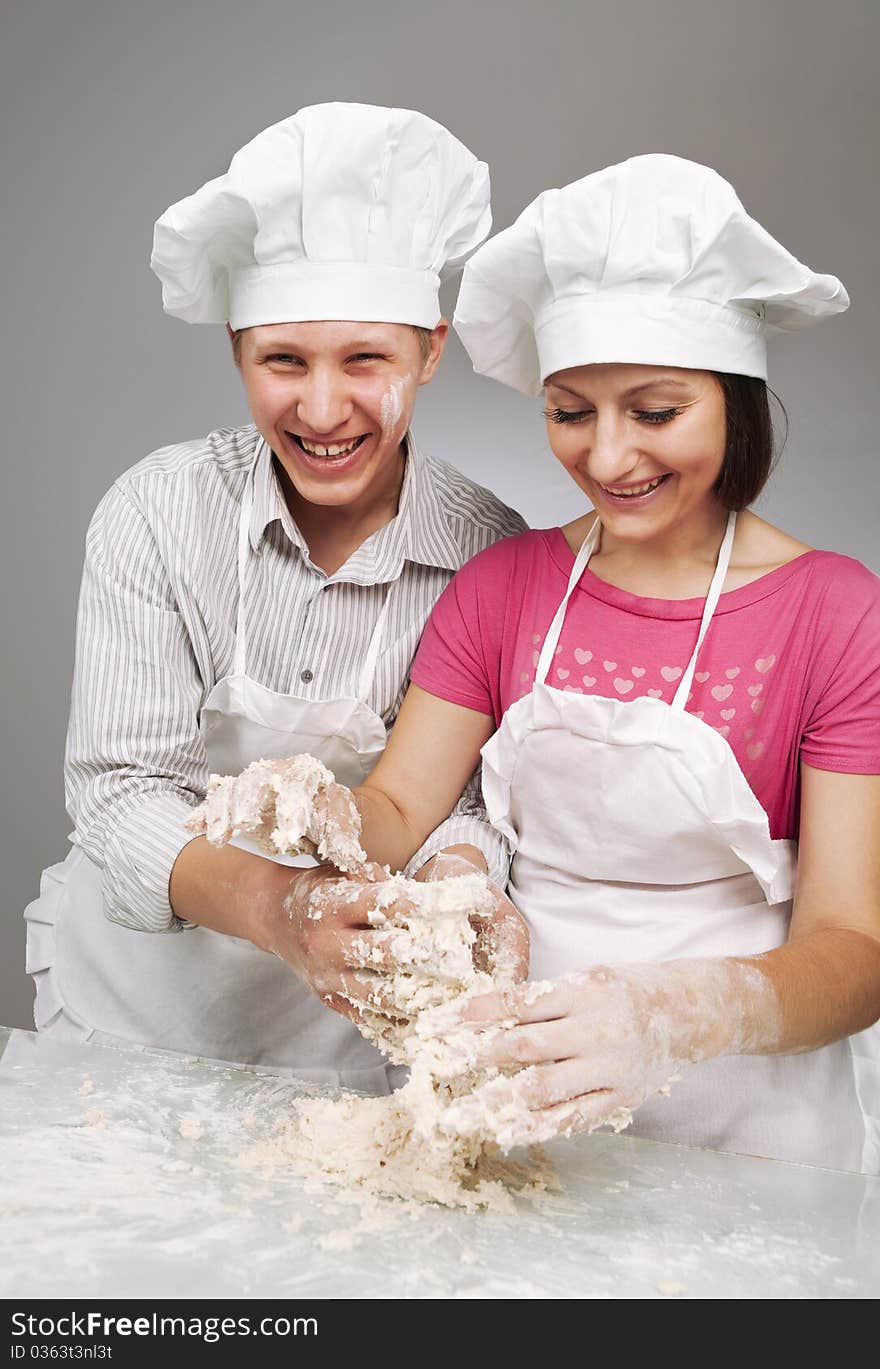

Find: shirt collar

[249,438,309,556]
[248,432,464,577]
[385,432,465,573]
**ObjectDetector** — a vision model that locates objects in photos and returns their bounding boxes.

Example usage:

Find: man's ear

[418,319,449,385]
[226,322,240,367]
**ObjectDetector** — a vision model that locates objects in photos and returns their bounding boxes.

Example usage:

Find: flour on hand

[186,753,368,873]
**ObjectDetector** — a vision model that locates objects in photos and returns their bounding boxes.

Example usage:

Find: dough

[185,754,368,872]
[197,754,556,1208]
[283,870,557,1209]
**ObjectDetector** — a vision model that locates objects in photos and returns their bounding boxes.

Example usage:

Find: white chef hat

[151,103,491,329]
[453,154,848,395]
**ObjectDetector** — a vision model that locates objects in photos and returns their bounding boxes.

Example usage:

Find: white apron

[25,468,401,1092]
[481,512,877,1172]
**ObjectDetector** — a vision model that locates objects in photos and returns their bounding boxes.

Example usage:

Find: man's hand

[250,861,401,1023]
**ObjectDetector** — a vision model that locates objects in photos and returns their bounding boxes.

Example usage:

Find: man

[25,104,526,1088]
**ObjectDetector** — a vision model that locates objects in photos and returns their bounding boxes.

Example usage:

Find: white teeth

[604,476,666,498]
[299,436,362,457]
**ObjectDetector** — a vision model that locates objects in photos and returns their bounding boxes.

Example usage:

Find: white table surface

[2,1028,877,1299]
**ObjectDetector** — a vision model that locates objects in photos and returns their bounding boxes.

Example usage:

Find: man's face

[237,320,446,511]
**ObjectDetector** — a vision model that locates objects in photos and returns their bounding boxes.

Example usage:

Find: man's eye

[543,407,591,424]
[348,353,385,363]
[264,353,302,365]
[634,408,681,424]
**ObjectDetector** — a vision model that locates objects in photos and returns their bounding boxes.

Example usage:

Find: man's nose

[296,373,353,434]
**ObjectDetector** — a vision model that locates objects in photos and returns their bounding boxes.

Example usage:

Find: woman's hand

[331,849,529,1036]
[423,958,782,1148]
[413,848,530,984]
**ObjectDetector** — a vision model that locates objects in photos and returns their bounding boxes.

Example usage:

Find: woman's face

[237,320,445,511]
[543,363,727,542]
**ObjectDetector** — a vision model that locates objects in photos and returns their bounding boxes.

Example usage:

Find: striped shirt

[65,425,525,933]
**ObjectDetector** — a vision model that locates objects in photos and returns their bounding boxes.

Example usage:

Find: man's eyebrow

[253,338,302,351]
[253,338,394,353]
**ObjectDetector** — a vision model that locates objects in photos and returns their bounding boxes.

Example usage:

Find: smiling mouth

[291,434,368,458]
[599,473,672,499]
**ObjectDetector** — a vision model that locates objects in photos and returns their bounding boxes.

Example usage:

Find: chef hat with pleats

[151,103,491,329]
[453,154,848,396]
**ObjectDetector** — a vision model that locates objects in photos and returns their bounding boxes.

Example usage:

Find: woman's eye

[543,407,591,424]
[348,353,385,364]
[264,353,301,365]
[634,407,681,424]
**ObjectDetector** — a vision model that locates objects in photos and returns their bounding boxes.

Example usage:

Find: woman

[348,155,880,1169]
[24,103,526,1088]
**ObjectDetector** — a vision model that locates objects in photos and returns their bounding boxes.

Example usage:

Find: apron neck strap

[671,510,738,710]
[536,518,603,682]
[233,470,255,678]
[536,510,738,701]
[355,578,398,701]
[234,465,398,702]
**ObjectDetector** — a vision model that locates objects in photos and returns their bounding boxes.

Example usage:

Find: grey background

[3,0,877,1028]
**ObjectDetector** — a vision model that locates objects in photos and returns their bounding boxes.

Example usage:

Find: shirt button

[300,669,314,683]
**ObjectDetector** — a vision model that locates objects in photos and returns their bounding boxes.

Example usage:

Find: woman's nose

[586,411,639,484]
[296,374,353,434]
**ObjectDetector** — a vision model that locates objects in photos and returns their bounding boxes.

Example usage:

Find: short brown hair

[713,373,786,510]
[231,324,433,365]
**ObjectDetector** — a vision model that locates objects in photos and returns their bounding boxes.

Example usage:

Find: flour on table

[179,1118,203,1140]
[657,1279,686,1297]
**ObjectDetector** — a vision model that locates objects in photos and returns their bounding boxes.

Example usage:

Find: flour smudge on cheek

[379,375,411,442]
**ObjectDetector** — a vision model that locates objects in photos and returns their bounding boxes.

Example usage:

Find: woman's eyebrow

[546,378,694,401]
[546,382,589,399]
[622,379,693,399]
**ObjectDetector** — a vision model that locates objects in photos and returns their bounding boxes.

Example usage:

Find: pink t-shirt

[410,529,880,841]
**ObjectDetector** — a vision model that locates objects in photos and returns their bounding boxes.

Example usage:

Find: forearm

[169,836,288,951]
[401,767,511,883]
[67,484,210,932]
[354,783,429,872]
[354,785,490,882]
[739,927,880,1052]
[354,685,497,873]
[649,927,880,1066]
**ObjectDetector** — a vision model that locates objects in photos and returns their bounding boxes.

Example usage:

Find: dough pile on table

[190,754,556,1210]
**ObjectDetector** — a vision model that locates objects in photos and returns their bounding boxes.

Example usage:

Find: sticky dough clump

[194,755,556,1208]
[185,754,368,872]
[279,870,556,1210]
